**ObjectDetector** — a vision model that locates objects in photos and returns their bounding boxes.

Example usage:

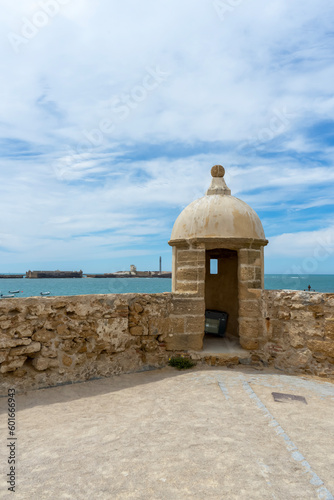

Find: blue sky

[1,0,334,274]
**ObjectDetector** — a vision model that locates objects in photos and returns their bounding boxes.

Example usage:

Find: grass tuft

[168,356,196,370]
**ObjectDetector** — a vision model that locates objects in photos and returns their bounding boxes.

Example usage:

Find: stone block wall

[172,243,267,351]
[0,293,204,393]
[238,248,263,289]
[1,289,334,392]
[258,290,334,377]
[172,244,206,295]
[238,248,263,350]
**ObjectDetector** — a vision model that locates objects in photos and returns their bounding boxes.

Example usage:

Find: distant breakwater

[86,273,171,278]
[0,272,172,279]
[0,275,24,279]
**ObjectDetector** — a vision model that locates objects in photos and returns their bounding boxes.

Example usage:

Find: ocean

[0,274,334,298]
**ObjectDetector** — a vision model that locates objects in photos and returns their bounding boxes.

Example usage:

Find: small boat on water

[40,291,51,296]
[1,294,15,298]
[9,290,20,294]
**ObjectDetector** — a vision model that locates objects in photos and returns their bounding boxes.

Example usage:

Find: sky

[1,0,334,274]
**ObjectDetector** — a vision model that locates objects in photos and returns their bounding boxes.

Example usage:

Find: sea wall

[258,290,334,377]
[0,293,204,393]
[0,290,333,393]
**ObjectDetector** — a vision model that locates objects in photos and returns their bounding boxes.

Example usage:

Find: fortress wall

[259,290,334,377]
[1,290,333,393]
[0,293,204,393]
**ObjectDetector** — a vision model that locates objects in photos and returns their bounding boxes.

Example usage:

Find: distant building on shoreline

[26,270,83,279]
[86,261,171,278]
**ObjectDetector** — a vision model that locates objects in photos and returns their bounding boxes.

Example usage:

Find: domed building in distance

[169,165,268,350]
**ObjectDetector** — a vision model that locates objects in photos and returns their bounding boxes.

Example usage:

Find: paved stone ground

[0,366,334,499]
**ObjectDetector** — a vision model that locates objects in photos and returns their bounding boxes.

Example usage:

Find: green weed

[168,356,196,370]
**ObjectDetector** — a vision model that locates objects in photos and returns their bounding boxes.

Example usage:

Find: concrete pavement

[1,366,334,499]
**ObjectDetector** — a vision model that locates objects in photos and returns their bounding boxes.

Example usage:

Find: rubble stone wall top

[0,292,204,393]
[1,289,333,392]
[259,290,334,378]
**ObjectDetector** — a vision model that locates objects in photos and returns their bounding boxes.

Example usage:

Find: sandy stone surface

[0,366,334,499]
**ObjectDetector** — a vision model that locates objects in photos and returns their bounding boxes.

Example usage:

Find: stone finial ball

[211,165,225,178]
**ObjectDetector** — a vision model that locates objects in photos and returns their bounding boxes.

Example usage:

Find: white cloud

[266,227,334,258]
[1,0,333,145]
[0,0,334,270]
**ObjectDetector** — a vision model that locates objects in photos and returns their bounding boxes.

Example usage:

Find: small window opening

[210,258,218,274]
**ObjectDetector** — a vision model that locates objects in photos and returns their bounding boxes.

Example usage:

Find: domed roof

[170,165,266,243]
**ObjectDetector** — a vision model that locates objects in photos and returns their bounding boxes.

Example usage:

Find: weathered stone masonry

[0,289,334,393]
[171,241,266,349]
[0,293,204,392]
[259,290,334,378]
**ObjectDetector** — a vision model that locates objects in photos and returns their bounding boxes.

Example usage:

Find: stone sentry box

[168,165,268,350]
